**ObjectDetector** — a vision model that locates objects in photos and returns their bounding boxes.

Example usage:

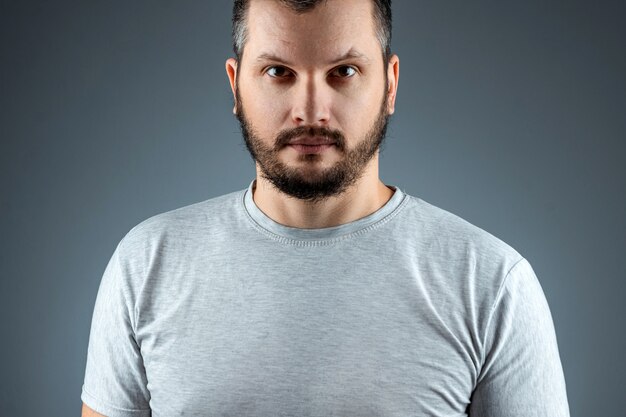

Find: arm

[469,258,570,416]
[81,238,152,416]
[82,402,107,417]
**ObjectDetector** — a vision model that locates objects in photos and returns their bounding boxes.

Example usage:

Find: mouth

[286,135,337,154]
[288,143,335,154]
[288,135,336,145]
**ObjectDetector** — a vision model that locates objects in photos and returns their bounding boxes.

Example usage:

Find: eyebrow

[254,48,371,66]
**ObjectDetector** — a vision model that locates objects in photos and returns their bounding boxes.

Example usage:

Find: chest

[135,265,479,416]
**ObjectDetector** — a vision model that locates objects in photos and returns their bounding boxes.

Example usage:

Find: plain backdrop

[1,1,624,416]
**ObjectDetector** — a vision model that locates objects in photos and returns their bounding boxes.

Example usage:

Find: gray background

[1,1,624,416]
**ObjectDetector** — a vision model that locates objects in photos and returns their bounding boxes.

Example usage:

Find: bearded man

[81,1,570,416]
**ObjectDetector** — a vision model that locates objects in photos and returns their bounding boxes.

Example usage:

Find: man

[81,0,570,416]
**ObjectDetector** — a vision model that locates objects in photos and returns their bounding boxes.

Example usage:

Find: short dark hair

[231,0,392,65]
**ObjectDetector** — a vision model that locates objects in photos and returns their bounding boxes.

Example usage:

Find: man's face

[232,0,393,203]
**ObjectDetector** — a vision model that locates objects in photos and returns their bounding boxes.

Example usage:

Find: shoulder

[121,189,243,247]
[113,189,244,270]
[400,193,525,287]
[397,194,531,338]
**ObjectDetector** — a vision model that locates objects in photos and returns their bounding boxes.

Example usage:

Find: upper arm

[468,258,570,416]
[81,240,152,415]
[82,402,107,417]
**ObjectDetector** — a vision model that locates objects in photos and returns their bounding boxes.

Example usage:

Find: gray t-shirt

[81,179,570,417]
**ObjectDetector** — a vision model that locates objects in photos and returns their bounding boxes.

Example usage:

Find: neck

[252,162,394,230]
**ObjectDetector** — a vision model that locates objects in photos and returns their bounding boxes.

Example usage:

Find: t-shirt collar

[241,178,406,243]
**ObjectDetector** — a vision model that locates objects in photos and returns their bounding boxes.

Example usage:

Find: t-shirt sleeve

[469,257,570,417]
[81,239,152,417]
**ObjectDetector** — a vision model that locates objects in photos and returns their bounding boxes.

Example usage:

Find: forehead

[244,0,379,64]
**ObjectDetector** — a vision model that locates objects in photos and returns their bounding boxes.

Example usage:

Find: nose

[290,73,331,126]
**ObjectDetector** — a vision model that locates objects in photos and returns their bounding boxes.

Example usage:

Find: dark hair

[231,0,392,65]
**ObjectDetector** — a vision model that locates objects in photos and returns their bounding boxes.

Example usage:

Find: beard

[234,77,390,204]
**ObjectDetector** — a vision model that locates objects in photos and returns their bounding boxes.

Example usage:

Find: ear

[225,58,238,114]
[385,54,399,115]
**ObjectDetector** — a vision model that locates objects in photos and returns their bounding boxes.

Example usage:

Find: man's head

[226,0,399,203]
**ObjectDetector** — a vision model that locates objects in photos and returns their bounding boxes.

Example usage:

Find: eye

[265,66,292,78]
[330,65,357,78]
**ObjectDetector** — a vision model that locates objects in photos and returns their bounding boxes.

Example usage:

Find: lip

[288,136,336,146]
[289,143,335,154]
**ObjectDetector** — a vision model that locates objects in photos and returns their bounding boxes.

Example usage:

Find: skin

[81,402,105,416]
[226,0,399,229]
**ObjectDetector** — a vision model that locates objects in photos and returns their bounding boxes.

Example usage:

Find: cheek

[242,85,289,134]
[333,88,383,134]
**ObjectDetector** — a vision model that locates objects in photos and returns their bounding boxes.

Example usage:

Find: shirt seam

[116,233,142,343]
[477,256,527,380]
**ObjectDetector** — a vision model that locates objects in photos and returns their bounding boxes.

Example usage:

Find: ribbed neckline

[240,178,408,245]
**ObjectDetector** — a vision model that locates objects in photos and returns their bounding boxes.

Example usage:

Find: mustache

[276,126,344,148]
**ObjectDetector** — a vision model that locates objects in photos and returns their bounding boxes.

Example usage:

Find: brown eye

[266,66,292,78]
[331,66,357,78]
